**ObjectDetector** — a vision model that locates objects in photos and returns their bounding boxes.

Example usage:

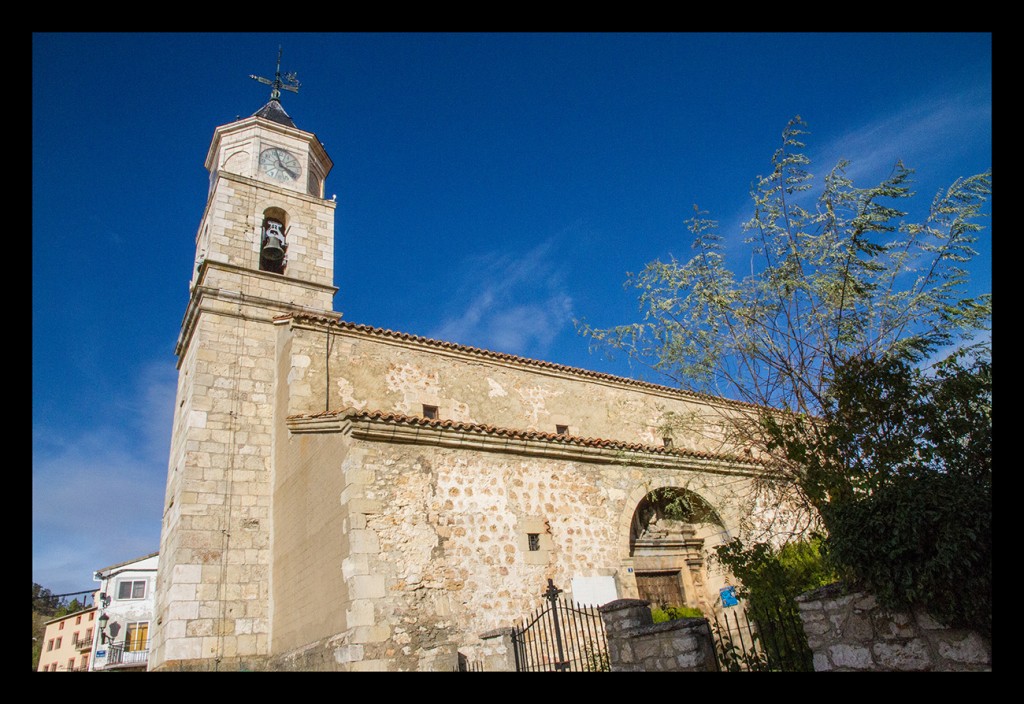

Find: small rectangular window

[117,579,146,600]
[47,639,54,652]
[68,658,75,671]
[59,621,64,630]
[75,615,82,624]
[527,533,540,551]
[55,637,62,648]
[422,405,439,420]
[89,612,95,621]
[555,425,569,435]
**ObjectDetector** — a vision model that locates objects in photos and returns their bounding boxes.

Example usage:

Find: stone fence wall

[475,599,718,672]
[599,599,718,672]
[795,584,991,672]
[472,586,991,672]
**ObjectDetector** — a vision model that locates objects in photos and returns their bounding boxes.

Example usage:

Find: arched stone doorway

[628,488,727,616]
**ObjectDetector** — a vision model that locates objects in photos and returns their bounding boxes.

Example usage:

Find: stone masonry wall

[272,414,756,670]
[264,316,804,670]
[152,305,277,670]
[600,600,717,672]
[795,584,991,671]
[154,134,338,671]
[270,431,351,657]
[286,318,752,458]
[195,160,336,298]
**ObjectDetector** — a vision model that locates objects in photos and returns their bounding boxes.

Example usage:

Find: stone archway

[626,488,727,616]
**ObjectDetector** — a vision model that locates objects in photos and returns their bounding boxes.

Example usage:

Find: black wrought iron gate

[708,603,814,672]
[510,579,609,672]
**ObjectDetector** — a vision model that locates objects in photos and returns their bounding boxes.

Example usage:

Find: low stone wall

[477,628,518,671]
[599,599,717,672]
[795,584,991,672]
[475,600,717,672]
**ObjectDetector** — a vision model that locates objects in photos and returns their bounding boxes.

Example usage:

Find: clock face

[259,147,302,182]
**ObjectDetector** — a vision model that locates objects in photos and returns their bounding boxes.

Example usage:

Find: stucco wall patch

[337,377,367,410]
[487,378,507,398]
[385,363,441,415]
[515,383,563,427]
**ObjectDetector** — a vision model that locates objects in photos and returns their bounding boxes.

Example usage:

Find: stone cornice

[174,260,340,361]
[213,170,338,209]
[196,259,338,296]
[287,409,769,475]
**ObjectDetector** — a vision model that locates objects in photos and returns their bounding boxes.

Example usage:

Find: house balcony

[102,642,149,669]
[74,636,92,651]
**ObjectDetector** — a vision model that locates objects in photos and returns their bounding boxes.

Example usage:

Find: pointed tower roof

[252,98,296,128]
[249,46,301,129]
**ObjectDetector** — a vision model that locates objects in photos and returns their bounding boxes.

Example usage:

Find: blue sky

[32,32,992,596]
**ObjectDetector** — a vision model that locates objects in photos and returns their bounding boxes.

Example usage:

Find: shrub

[650,604,704,623]
[765,352,992,637]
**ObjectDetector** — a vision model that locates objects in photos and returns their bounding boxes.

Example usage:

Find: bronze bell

[262,221,287,261]
[262,234,286,261]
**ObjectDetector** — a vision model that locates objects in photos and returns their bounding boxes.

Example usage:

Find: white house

[91,552,159,671]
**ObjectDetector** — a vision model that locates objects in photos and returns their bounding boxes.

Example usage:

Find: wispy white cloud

[430,238,574,358]
[814,84,991,186]
[32,362,175,594]
[716,81,992,256]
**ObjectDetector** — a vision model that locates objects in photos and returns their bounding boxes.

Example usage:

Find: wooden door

[635,570,685,609]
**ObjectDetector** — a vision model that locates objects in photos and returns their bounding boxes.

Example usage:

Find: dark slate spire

[253,99,296,128]
[249,46,300,129]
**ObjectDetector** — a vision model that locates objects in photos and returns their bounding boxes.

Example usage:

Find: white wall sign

[571,576,618,607]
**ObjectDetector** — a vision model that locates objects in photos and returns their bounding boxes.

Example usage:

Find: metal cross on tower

[249,46,300,102]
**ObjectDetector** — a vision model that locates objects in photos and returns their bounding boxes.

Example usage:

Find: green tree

[32,585,95,670]
[54,598,85,619]
[766,351,992,636]
[32,582,60,616]
[713,537,836,671]
[580,117,991,646]
[580,116,991,538]
[715,538,836,615]
[32,583,61,671]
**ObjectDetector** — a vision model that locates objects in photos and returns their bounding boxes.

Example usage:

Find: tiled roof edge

[287,408,768,467]
[94,550,160,575]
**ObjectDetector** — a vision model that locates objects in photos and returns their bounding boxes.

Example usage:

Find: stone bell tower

[150,52,337,670]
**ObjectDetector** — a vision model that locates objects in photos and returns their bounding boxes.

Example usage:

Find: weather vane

[249,46,300,102]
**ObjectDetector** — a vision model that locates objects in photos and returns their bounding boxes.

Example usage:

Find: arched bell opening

[259,207,289,274]
[628,488,726,616]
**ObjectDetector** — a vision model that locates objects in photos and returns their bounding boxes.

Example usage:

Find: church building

[151,58,784,671]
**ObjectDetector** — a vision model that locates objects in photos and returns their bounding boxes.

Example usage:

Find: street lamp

[98,612,110,644]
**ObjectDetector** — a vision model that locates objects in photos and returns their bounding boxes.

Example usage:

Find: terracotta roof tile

[290,407,767,466]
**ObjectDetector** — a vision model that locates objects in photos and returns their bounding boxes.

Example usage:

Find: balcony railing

[73,636,92,651]
[104,641,149,668]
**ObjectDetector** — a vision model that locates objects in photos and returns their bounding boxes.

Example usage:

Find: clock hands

[274,154,297,181]
[261,149,298,181]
